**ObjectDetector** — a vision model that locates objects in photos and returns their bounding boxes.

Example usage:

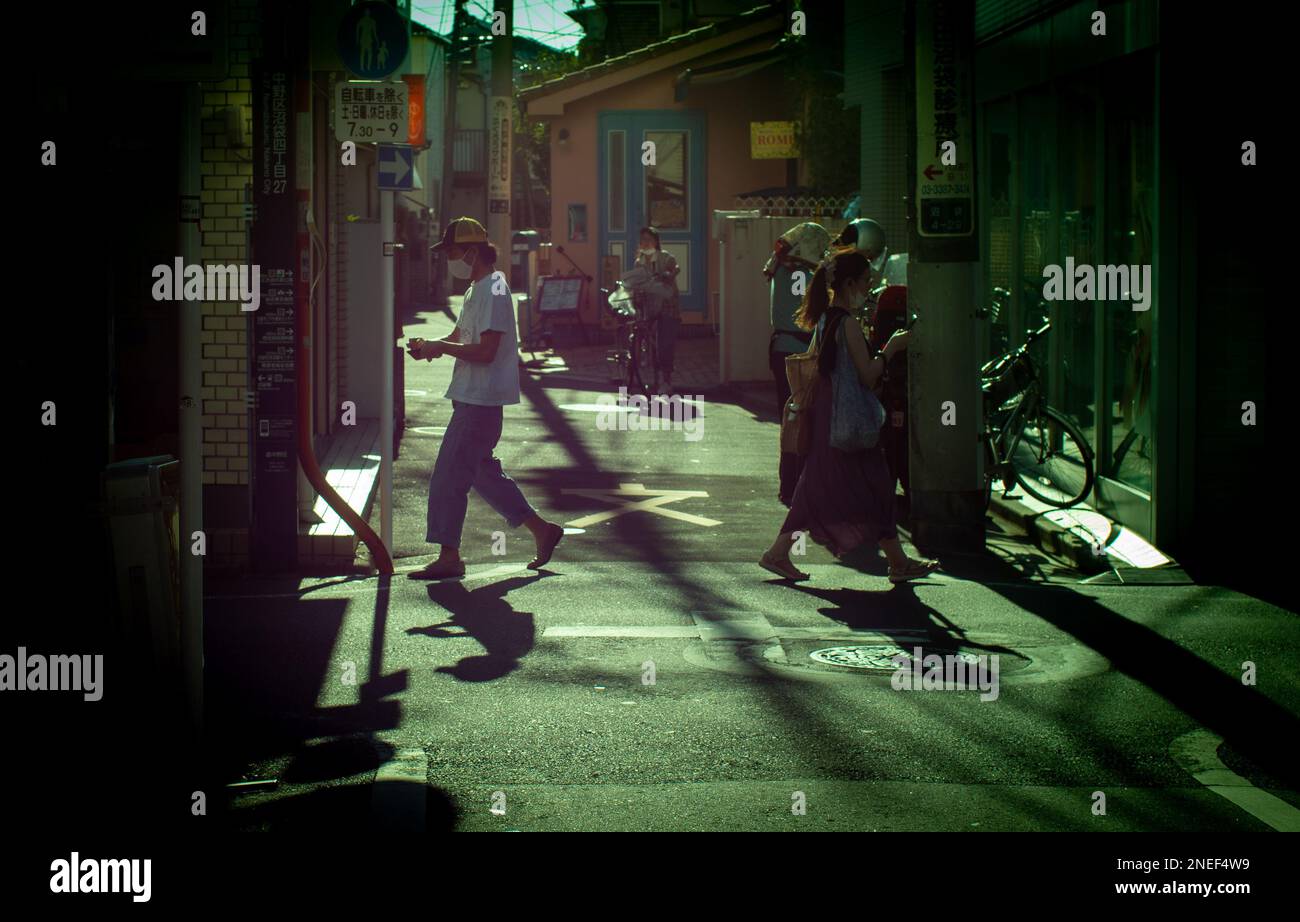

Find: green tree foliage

[782,31,859,196]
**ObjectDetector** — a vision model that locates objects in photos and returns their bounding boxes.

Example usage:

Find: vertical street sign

[488,95,511,214]
[915,0,975,247]
[250,60,298,571]
[401,74,426,147]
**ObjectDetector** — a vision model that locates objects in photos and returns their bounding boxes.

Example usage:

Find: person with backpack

[759,248,938,583]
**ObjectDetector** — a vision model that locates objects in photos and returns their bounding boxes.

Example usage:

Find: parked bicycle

[981,320,1095,509]
[601,281,660,396]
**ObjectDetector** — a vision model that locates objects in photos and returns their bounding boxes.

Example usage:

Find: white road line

[543,625,700,638]
[561,483,721,528]
[1169,729,1300,831]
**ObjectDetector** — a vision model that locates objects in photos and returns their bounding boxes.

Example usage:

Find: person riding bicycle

[633,226,680,394]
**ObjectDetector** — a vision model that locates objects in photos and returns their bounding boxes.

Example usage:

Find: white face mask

[639,248,656,258]
[447,250,475,279]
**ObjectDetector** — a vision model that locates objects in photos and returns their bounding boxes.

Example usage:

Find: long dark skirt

[780,376,898,557]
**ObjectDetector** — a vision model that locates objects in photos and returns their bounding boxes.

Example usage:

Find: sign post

[379,182,394,550]
[374,143,415,548]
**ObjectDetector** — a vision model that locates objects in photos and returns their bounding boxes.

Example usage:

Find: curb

[987,491,1110,575]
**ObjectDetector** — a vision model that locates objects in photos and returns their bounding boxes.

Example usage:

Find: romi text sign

[334,80,408,143]
[750,121,799,159]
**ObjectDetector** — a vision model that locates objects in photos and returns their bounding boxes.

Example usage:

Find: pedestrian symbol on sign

[338,1,409,80]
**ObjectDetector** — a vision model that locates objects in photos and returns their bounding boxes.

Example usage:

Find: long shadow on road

[408,572,555,682]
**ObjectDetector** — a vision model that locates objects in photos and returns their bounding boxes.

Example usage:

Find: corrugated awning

[674,42,790,102]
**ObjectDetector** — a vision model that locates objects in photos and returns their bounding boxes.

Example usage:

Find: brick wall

[199,0,261,566]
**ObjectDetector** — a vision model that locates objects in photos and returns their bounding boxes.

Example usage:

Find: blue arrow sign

[378,145,413,190]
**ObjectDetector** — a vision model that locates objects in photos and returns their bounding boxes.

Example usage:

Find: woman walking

[759,248,938,583]
[407,217,564,578]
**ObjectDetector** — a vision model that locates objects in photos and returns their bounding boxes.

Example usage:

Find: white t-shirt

[444,272,520,406]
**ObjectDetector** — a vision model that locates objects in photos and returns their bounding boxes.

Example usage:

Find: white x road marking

[560,482,721,528]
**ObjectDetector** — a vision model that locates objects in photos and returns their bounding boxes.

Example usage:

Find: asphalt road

[201,306,1300,832]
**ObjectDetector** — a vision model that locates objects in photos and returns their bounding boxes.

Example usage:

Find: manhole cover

[809,644,916,669]
[808,644,987,671]
[766,638,1030,678]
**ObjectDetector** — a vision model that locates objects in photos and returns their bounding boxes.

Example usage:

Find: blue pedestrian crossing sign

[378,145,414,190]
[338,1,409,80]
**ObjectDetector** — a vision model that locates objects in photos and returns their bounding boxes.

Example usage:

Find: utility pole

[178,81,203,732]
[487,0,514,262]
[904,0,985,552]
[438,0,467,303]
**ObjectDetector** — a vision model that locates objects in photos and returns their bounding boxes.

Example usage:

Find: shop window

[644,130,688,229]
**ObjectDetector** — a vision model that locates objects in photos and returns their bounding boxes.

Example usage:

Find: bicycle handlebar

[1025,321,1051,345]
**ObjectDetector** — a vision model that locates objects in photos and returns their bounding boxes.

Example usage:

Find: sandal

[888,558,940,583]
[759,552,809,581]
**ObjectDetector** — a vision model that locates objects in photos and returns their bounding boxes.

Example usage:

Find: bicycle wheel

[1009,405,1095,508]
[632,325,659,394]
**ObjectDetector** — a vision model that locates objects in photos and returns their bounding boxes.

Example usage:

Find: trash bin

[103,455,181,675]
[512,230,541,346]
[511,230,540,299]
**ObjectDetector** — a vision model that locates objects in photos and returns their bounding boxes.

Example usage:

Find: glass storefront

[979,49,1158,527]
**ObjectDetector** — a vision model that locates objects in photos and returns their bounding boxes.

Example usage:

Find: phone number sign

[334,81,408,143]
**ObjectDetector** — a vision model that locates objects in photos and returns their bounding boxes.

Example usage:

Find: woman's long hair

[794,247,870,331]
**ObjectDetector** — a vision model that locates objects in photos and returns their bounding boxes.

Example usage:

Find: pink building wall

[542,60,791,327]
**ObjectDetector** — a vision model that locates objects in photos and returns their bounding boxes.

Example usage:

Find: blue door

[598,110,707,314]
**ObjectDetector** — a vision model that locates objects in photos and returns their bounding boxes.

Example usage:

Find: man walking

[407,217,564,578]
